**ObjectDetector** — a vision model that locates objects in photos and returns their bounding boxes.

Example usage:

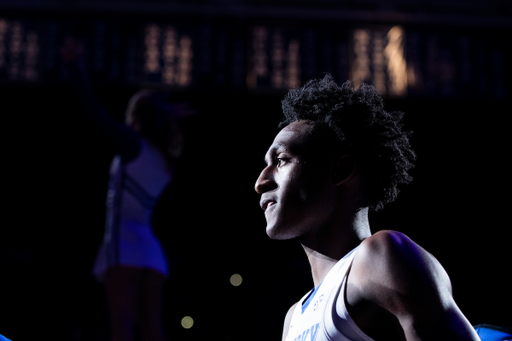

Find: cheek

[280,183,319,215]
[278,164,331,210]
[293,178,336,219]
[293,171,330,204]
[280,174,308,205]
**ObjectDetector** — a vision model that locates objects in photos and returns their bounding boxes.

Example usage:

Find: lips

[260,198,277,211]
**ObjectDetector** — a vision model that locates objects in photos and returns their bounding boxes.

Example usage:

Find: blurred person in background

[61,37,194,341]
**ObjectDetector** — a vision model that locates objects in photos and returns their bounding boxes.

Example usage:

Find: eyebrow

[264,143,286,163]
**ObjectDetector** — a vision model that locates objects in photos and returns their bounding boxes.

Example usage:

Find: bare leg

[104,266,144,341]
[137,269,168,341]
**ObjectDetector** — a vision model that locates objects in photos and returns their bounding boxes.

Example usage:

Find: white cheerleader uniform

[285,247,375,341]
[92,138,171,281]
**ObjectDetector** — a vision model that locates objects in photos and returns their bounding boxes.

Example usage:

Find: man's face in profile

[255,121,338,240]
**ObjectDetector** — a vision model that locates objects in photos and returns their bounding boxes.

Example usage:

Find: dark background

[0,1,510,340]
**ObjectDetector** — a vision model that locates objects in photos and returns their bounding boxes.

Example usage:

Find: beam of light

[162,26,177,84]
[161,26,193,86]
[286,39,300,89]
[24,31,39,81]
[271,30,284,88]
[177,35,193,86]
[372,31,386,94]
[0,19,8,69]
[144,24,160,73]
[247,26,268,88]
[351,29,371,90]
[9,21,23,80]
[385,26,407,96]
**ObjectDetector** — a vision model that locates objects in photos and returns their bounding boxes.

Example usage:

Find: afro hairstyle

[279,73,416,211]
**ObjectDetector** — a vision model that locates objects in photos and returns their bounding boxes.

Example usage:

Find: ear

[333,154,356,186]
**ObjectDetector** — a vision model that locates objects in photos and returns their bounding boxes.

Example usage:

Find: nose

[255,166,277,194]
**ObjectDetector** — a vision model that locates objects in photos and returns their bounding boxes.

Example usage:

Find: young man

[255,74,480,341]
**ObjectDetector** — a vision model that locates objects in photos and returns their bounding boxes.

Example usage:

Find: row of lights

[179,273,243,330]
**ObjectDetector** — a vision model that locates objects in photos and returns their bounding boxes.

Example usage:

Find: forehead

[266,121,313,155]
[277,119,310,138]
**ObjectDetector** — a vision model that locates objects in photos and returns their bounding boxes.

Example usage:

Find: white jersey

[285,247,375,341]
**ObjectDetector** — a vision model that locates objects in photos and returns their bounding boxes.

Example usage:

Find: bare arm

[347,230,480,341]
[61,38,140,161]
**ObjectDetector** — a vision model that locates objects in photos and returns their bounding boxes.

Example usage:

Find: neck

[301,206,371,287]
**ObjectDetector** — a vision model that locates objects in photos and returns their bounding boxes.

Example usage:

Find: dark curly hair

[279,73,415,211]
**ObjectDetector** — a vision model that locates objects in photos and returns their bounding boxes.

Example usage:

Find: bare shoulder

[358,229,439,263]
[282,301,299,341]
[345,230,480,340]
[350,230,452,311]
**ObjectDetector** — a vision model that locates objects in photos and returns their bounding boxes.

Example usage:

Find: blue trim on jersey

[475,324,512,341]
[302,282,323,314]
[0,334,12,341]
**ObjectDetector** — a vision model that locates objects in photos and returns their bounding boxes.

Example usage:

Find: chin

[266,223,299,240]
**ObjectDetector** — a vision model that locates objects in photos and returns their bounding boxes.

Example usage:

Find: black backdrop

[1,82,510,340]
[0,5,510,339]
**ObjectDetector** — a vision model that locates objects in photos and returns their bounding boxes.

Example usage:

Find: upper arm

[85,104,141,160]
[106,122,141,161]
[66,60,141,160]
[282,302,298,341]
[348,230,479,341]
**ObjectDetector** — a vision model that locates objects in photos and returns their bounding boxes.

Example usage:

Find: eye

[276,157,288,167]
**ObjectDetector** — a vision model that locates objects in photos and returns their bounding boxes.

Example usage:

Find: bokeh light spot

[230,273,243,287]
[181,316,194,329]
